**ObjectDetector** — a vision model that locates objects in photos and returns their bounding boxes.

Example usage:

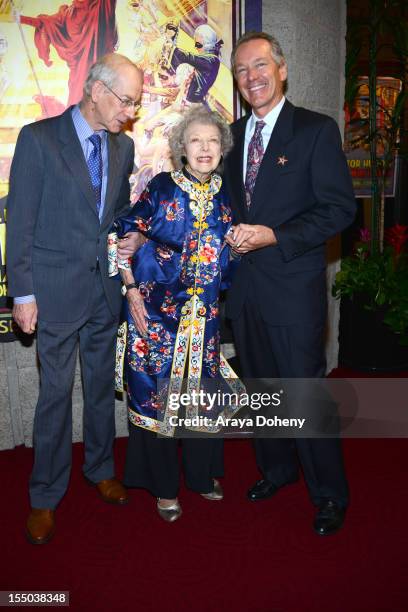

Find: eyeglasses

[102,82,141,112]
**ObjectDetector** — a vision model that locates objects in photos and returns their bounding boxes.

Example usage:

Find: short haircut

[231,31,288,93]
[83,53,141,97]
[169,106,233,170]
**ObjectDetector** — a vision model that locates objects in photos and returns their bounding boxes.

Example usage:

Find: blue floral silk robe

[114,169,242,436]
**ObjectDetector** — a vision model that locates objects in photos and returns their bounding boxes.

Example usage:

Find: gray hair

[169,106,233,170]
[83,53,140,97]
[195,24,218,52]
[231,31,288,93]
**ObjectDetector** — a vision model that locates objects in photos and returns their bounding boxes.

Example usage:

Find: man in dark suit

[224,32,356,535]
[6,53,143,544]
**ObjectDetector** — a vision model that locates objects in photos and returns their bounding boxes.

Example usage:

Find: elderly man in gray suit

[6,53,143,544]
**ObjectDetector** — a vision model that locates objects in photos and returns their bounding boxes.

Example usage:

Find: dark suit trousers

[124,425,224,499]
[232,291,349,508]
[30,270,119,509]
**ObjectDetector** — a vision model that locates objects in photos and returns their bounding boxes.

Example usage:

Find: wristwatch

[121,283,138,296]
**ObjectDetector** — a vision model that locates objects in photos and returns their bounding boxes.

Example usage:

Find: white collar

[250,96,286,130]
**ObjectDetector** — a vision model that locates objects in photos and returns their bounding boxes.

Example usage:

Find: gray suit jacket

[6,107,134,323]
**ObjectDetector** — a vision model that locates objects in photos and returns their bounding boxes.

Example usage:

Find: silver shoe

[156,499,182,522]
[200,479,224,501]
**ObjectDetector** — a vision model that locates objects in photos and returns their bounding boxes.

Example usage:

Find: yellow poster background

[0,0,236,200]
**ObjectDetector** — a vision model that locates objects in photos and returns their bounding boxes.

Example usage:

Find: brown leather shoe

[26,508,55,545]
[90,478,129,505]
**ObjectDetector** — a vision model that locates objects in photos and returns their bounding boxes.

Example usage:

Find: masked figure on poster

[169,23,223,108]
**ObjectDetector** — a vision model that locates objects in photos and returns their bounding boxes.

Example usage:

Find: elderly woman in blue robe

[111,107,240,522]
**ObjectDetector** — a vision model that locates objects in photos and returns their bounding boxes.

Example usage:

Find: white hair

[169,106,233,169]
[195,24,217,52]
[83,53,141,97]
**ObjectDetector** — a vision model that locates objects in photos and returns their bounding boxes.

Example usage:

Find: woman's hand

[127,288,149,336]
[118,232,147,260]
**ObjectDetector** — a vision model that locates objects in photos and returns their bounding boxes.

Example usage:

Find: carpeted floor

[1,434,407,612]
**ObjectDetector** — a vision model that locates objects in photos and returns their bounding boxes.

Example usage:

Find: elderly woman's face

[183,121,222,181]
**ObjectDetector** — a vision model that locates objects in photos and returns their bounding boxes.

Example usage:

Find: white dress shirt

[243,96,286,182]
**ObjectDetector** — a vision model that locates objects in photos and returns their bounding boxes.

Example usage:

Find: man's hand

[225,224,277,254]
[117,232,147,260]
[12,301,38,334]
[127,288,149,337]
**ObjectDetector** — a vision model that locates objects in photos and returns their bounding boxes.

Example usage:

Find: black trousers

[124,425,224,499]
[232,293,349,508]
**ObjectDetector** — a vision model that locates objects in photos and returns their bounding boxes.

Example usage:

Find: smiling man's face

[234,38,287,118]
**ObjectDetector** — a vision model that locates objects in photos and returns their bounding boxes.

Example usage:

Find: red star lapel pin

[277,155,288,166]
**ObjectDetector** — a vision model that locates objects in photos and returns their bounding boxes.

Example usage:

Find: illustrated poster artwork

[344,76,402,198]
[0,0,238,201]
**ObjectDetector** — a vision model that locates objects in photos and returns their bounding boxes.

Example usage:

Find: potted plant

[333,224,408,370]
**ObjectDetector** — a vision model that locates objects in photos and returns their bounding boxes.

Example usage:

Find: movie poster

[0,196,13,340]
[344,76,401,198]
[0,0,255,341]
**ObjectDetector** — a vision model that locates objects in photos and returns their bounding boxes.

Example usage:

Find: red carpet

[0,436,407,611]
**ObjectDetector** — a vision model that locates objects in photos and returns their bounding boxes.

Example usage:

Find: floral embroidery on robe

[113,169,243,436]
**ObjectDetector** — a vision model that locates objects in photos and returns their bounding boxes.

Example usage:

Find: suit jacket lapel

[101,133,120,227]
[228,117,249,222]
[58,108,98,216]
[249,100,295,220]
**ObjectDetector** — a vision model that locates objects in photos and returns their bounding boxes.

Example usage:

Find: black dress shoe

[247,478,296,501]
[313,500,345,536]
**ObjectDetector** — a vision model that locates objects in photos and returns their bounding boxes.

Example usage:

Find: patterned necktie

[87,133,103,218]
[245,120,265,208]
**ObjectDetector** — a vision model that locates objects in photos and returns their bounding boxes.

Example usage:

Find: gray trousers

[30,271,119,509]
